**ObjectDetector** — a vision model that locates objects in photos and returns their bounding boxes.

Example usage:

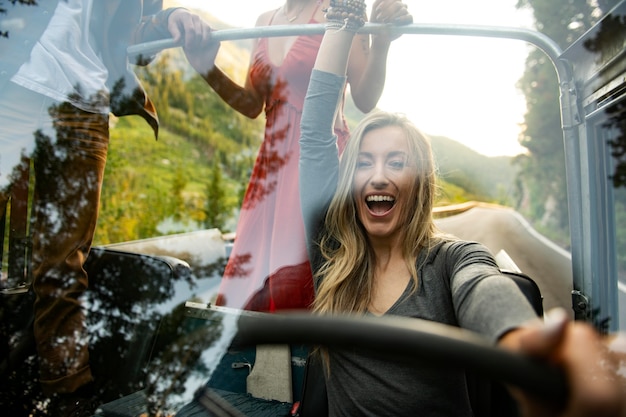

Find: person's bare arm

[346,0,412,113]
[498,308,626,417]
[200,62,264,119]
[314,29,355,76]
[174,9,268,119]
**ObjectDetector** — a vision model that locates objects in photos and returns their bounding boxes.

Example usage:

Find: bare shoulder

[255,9,277,27]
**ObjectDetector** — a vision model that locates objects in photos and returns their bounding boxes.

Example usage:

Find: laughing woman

[299,1,625,416]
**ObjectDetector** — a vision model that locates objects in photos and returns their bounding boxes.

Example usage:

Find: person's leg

[30,100,109,397]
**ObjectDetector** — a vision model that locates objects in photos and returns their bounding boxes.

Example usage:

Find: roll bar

[128,23,568,80]
[129,22,588,321]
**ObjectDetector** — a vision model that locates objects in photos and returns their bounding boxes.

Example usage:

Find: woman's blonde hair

[313,110,441,315]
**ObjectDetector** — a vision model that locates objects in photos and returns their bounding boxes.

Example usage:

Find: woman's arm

[314,29,356,76]
[201,65,264,119]
[498,309,626,417]
[181,11,270,119]
[300,0,411,251]
[347,0,412,113]
[299,8,360,258]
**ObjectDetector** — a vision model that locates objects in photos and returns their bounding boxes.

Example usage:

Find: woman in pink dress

[198,0,407,311]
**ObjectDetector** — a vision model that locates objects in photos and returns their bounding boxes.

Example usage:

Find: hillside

[430,135,518,205]
[161,0,519,204]
[96,6,520,244]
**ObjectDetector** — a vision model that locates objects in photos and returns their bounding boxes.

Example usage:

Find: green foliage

[430,135,519,206]
[436,179,474,206]
[514,48,570,236]
[144,300,224,413]
[203,152,234,232]
[513,0,620,247]
[609,163,626,274]
[516,0,602,47]
[94,52,263,245]
[95,28,522,246]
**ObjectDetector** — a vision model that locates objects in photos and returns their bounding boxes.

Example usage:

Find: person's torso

[10,0,109,113]
[249,10,323,114]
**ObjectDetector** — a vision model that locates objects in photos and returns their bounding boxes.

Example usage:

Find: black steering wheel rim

[222,309,568,402]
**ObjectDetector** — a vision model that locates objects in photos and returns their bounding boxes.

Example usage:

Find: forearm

[302,3,366,253]
[498,310,626,417]
[314,29,357,76]
[347,0,413,112]
[348,35,391,112]
[300,71,345,254]
[202,66,263,119]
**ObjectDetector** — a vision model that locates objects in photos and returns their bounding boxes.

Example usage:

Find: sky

[174,0,536,157]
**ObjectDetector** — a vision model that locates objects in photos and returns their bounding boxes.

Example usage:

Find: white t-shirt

[10,0,109,114]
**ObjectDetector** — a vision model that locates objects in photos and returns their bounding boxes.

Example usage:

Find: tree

[514,0,619,241]
[204,152,229,231]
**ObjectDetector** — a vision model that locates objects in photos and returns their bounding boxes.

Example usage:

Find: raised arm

[178,11,268,119]
[347,0,412,113]
[299,0,411,253]
[314,27,356,76]
[299,3,362,257]
[140,8,264,117]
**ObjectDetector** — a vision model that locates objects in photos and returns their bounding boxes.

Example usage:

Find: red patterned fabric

[217,7,348,311]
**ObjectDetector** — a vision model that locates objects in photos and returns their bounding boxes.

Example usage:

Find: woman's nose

[370,163,389,186]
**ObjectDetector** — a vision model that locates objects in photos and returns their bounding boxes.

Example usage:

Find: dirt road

[435,206,573,317]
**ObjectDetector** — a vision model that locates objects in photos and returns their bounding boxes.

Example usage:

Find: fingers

[605,333,626,416]
[508,309,626,417]
[607,332,626,371]
[371,0,412,25]
[165,9,219,77]
[559,324,624,417]
[167,9,213,51]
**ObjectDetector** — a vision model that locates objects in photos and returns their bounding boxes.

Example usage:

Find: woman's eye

[388,160,405,169]
[356,160,372,169]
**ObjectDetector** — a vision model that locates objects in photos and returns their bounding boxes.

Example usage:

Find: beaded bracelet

[325,0,367,32]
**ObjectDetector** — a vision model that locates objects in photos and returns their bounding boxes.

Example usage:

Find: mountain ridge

[160,1,519,204]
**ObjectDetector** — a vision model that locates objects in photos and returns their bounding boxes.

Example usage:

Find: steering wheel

[184,305,568,416]
[220,309,568,401]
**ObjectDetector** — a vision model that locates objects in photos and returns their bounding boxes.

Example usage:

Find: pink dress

[216,7,349,311]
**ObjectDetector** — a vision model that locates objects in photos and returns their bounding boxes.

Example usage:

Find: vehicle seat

[1,239,193,413]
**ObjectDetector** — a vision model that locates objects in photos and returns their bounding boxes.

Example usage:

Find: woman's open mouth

[366,195,396,215]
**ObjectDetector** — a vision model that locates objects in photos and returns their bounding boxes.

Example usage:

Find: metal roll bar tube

[143,21,578,407]
[128,23,566,78]
[129,22,588,321]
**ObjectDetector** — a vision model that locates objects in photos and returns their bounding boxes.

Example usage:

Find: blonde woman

[299,1,625,416]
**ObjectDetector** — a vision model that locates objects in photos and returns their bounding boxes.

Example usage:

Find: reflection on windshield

[0,1,228,414]
[1,0,625,415]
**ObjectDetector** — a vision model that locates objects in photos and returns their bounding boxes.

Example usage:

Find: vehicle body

[1,1,625,415]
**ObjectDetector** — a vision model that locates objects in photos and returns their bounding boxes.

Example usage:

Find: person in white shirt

[0,1,214,414]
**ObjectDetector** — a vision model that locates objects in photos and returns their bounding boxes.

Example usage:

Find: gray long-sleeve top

[299,69,538,416]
